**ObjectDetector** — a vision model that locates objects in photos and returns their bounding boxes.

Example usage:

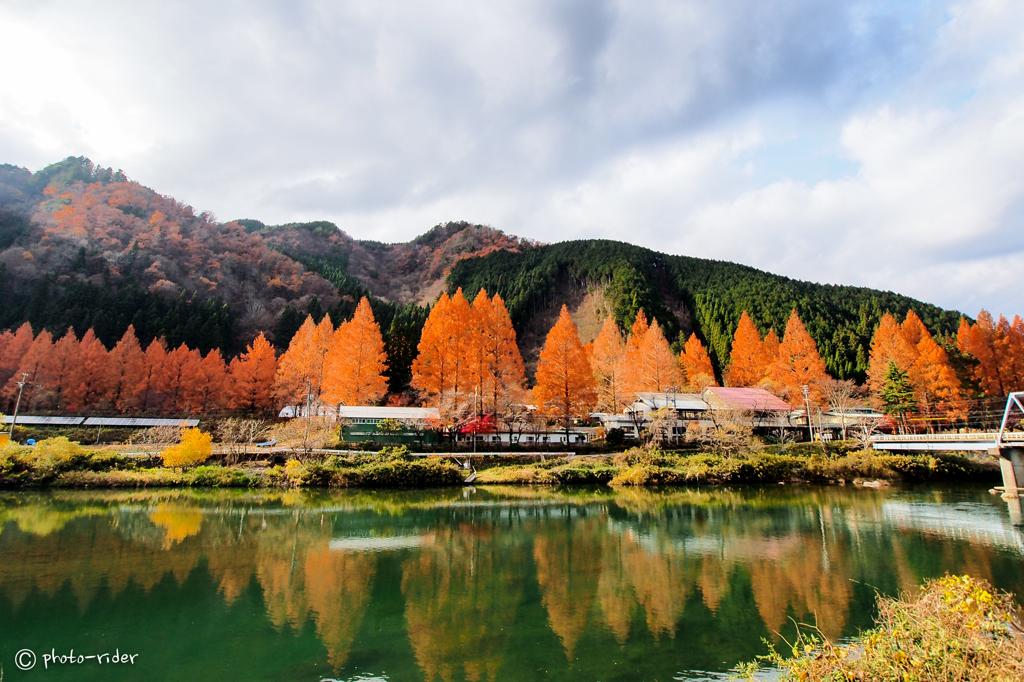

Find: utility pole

[802,384,814,443]
[303,378,312,455]
[9,373,29,440]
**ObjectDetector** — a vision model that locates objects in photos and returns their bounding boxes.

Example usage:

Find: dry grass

[737,575,1024,681]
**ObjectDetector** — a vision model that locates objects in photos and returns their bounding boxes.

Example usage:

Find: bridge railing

[872,432,1024,443]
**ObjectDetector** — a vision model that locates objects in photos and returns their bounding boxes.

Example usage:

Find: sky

[1,0,1023,317]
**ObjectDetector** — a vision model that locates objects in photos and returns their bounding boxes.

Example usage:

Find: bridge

[871,392,1024,524]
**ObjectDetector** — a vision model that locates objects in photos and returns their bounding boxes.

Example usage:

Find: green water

[0,485,1022,682]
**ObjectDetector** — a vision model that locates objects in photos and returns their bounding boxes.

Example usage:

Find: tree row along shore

[1,285,1020,434]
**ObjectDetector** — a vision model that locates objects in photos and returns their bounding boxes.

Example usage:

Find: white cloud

[1,0,1024,316]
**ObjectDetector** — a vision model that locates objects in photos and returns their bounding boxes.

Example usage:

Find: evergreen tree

[880,360,918,431]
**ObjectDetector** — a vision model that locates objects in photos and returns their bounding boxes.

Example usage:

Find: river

[1,485,1022,681]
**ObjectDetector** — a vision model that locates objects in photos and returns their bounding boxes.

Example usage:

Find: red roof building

[702,387,792,412]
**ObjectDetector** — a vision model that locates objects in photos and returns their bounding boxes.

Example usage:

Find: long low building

[596,388,880,442]
[280,404,594,445]
[1,415,199,427]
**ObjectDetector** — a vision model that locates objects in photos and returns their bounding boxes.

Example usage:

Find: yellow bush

[162,428,213,469]
[34,437,85,462]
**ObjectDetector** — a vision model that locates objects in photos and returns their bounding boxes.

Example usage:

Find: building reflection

[0,487,1021,677]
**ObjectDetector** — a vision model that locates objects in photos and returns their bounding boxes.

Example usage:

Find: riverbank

[0,438,999,488]
[738,574,1024,681]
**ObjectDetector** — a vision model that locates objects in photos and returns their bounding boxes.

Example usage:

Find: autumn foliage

[161,428,214,469]
[768,310,828,405]
[721,308,828,406]
[866,310,965,422]
[590,316,626,413]
[275,316,334,409]
[322,298,389,407]
[0,324,261,415]
[411,288,524,421]
[725,312,771,387]
[533,306,597,437]
[680,333,717,392]
[957,311,1024,398]
[0,282,1019,433]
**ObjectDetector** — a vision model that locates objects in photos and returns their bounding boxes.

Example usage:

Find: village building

[279,404,592,446]
[701,387,793,429]
[596,387,799,442]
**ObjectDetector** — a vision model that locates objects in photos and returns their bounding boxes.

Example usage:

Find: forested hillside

[0,158,531,394]
[447,240,964,381]
[0,157,336,356]
[0,156,971,395]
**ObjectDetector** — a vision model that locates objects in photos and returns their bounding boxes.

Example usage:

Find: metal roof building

[702,387,792,412]
[2,416,199,427]
[83,417,200,427]
[1,416,84,425]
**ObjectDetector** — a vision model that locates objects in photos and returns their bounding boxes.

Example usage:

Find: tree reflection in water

[0,486,1021,681]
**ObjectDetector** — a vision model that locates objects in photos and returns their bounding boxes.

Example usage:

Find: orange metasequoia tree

[194,349,230,414]
[957,310,1024,397]
[726,311,769,386]
[768,309,828,405]
[533,306,597,444]
[275,315,334,412]
[466,290,493,412]
[322,297,389,407]
[141,338,170,412]
[411,289,473,418]
[620,309,651,397]
[40,328,81,412]
[679,334,718,392]
[0,322,35,388]
[5,329,53,410]
[867,313,917,397]
[762,328,781,367]
[471,291,525,417]
[163,344,204,413]
[64,328,113,412]
[108,325,148,413]
[633,320,682,393]
[911,332,965,426]
[590,316,626,413]
[229,333,279,414]
[867,310,964,425]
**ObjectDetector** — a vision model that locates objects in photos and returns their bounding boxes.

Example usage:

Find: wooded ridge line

[1,156,1020,425]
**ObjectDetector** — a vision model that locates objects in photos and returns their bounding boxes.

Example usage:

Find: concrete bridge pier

[991,446,1024,525]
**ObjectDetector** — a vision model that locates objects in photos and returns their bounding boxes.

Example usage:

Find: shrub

[162,429,213,469]
[358,458,463,488]
[472,465,556,484]
[187,465,259,488]
[17,437,90,476]
[297,461,337,487]
[612,447,678,468]
[609,463,682,486]
[551,465,617,484]
[737,575,1024,681]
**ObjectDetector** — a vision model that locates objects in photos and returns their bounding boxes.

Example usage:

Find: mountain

[0,156,966,394]
[0,157,337,355]
[247,218,535,306]
[446,242,964,380]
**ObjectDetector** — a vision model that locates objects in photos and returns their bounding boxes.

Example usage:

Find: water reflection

[0,486,1022,681]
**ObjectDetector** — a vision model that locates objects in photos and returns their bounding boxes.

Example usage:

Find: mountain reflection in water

[0,486,1021,682]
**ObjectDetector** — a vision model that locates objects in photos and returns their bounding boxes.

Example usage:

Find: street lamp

[9,373,29,441]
